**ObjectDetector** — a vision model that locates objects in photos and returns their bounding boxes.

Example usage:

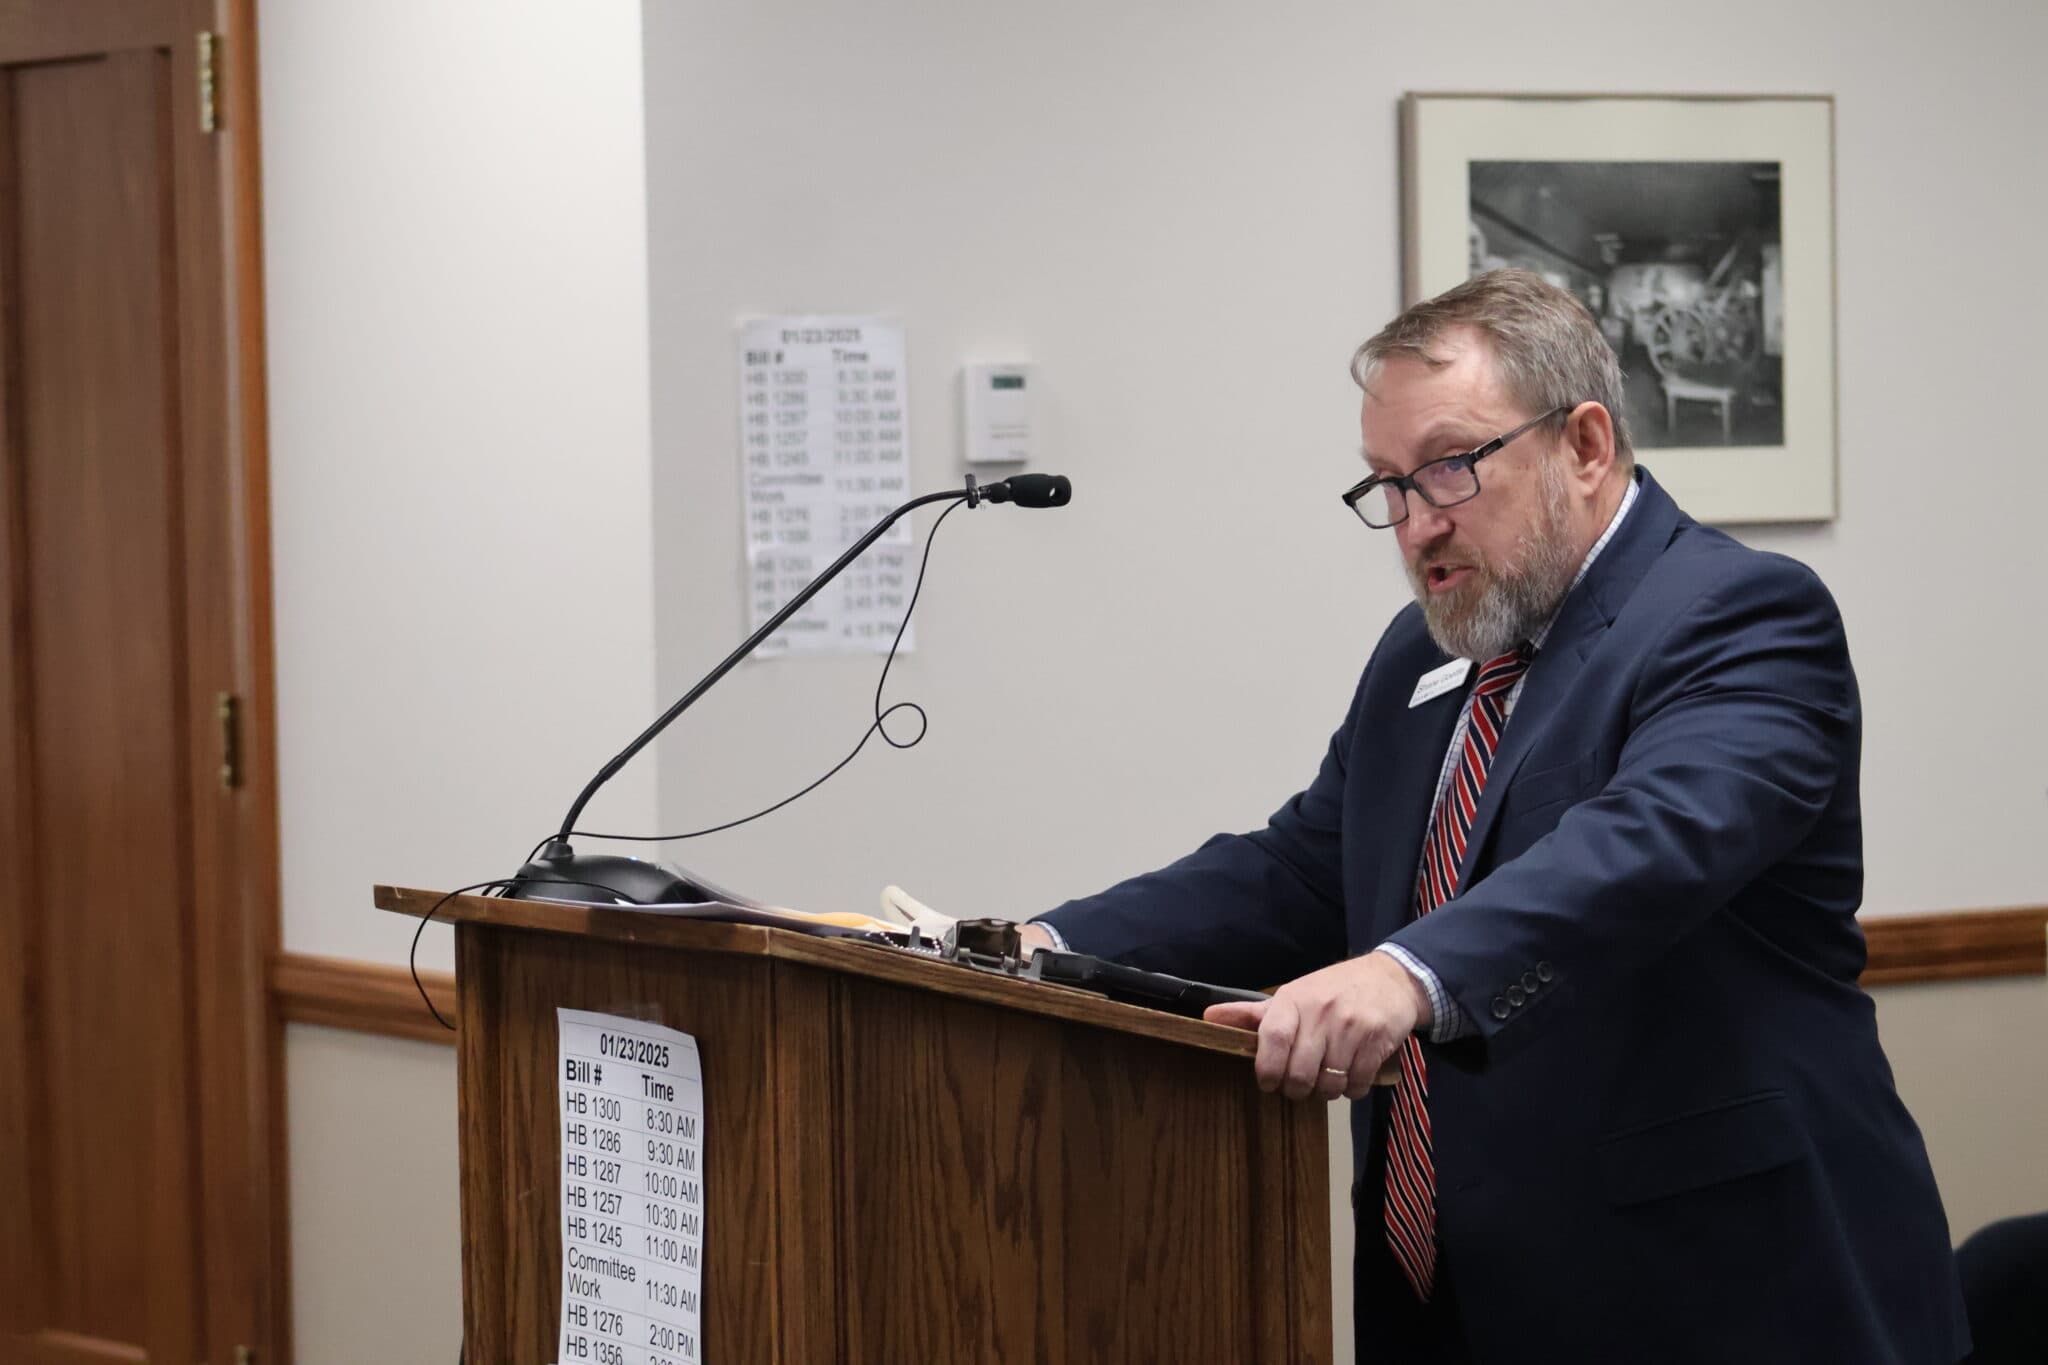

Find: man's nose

[1404,494,1454,543]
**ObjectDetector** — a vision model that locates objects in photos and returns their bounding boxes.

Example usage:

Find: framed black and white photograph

[1402,94,1836,524]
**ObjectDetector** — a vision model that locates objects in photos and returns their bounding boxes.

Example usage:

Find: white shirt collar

[1528,471,1638,653]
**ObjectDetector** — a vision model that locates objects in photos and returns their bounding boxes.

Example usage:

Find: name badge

[1408,658,1471,709]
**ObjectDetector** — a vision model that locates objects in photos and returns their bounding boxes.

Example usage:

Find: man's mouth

[1425,564,1473,593]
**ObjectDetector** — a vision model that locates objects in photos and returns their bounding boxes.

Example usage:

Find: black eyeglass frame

[1341,404,1575,529]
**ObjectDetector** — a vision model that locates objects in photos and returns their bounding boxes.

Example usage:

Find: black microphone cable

[408,875,653,1030]
[417,494,969,1029]
[556,492,968,851]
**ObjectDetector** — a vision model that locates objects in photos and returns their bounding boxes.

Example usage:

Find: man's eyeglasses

[1341,405,1573,529]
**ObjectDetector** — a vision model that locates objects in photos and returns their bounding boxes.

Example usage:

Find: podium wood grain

[383,886,1331,1364]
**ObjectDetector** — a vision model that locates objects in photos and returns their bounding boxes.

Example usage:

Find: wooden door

[0,3,283,1364]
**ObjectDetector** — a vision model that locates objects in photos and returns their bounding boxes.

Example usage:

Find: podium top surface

[376,885,1261,1060]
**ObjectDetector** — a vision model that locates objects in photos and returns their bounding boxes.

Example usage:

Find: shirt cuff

[1030,920,1070,952]
[1377,943,1469,1043]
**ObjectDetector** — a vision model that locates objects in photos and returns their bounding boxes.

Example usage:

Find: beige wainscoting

[285,1024,462,1365]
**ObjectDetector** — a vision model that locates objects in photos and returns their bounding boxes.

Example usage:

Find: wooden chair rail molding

[1859,906,2048,985]
[271,906,2047,1045]
[271,952,457,1046]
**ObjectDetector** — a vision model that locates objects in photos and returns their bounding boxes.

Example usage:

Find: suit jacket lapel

[1363,636,1471,944]
[1454,467,1684,885]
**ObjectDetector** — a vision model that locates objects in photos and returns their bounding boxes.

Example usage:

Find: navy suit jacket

[1040,469,1968,1363]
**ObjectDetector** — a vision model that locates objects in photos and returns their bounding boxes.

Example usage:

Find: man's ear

[1563,401,1617,492]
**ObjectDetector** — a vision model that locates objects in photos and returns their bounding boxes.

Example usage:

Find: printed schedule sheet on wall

[736,314,913,655]
[557,1009,706,1365]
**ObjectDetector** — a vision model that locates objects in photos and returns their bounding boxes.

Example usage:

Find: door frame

[203,1,292,1361]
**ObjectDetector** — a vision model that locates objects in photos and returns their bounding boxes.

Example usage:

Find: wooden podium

[377,886,1332,1364]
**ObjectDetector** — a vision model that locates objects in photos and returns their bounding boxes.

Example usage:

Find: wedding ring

[1322,1067,1349,1079]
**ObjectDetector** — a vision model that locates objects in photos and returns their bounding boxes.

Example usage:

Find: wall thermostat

[961,361,1035,465]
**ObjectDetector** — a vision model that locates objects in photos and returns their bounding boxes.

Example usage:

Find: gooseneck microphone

[973,472,1071,507]
[506,472,1072,905]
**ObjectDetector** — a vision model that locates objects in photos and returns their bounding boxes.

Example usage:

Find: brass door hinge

[197,31,220,133]
[216,692,243,790]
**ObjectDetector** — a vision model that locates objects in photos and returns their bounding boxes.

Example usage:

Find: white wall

[642,0,2048,924]
[265,0,658,972]
[260,2,653,1359]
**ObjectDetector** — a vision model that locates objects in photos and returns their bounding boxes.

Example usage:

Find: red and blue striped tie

[1385,646,1530,1301]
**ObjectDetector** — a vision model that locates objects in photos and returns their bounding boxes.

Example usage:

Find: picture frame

[1401,93,1837,524]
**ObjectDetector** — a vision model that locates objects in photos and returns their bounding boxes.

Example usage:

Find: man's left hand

[1202,951,1433,1101]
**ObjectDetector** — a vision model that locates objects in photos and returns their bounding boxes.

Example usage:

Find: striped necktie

[1385,646,1530,1301]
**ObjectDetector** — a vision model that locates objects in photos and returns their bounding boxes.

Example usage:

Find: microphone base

[503,852,715,906]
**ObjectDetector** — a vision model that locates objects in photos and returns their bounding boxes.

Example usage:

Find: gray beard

[1408,460,1580,661]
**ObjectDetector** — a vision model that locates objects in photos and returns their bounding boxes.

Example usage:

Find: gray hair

[1351,268,1633,465]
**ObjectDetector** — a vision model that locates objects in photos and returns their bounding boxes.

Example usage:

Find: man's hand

[1016,923,1057,957]
[1202,951,1433,1101]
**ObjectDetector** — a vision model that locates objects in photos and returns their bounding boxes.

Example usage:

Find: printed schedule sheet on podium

[557,1009,706,1365]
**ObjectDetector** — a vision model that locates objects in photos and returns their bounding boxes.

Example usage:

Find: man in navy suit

[1023,270,1968,1362]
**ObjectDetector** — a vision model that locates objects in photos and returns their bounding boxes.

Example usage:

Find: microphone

[507,473,1073,905]
[975,473,1071,508]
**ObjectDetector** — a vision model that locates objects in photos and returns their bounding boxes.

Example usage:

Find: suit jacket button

[1490,995,1510,1020]
[1535,962,1555,983]
[1506,985,1527,1007]
[1521,971,1540,993]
